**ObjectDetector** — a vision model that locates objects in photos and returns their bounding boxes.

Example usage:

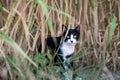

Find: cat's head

[62,24,80,45]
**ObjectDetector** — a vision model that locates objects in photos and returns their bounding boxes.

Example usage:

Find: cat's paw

[75,77,82,80]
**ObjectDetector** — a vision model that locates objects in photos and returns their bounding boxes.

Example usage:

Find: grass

[0,0,120,80]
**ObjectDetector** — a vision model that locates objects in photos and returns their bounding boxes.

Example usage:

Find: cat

[38,24,80,70]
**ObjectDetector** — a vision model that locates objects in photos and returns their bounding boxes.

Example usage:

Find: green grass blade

[35,0,53,32]
[35,0,71,33]
[47,5,71,18]
[6,55,23,76]
[0,30,37,67]
[109,14,117,49]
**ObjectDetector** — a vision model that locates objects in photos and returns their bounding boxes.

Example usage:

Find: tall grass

[0,0,120,80]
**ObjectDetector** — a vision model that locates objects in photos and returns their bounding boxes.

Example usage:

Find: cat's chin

[67,43,77,46]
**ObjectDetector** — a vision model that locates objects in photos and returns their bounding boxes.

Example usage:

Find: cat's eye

[73,35,77,38]
[66,36,70,38]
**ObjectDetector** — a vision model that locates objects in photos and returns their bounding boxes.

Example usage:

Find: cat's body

[39,24,80,70]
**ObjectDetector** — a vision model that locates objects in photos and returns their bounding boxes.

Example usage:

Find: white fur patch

[60,42,75,61]
[60,34,78,69]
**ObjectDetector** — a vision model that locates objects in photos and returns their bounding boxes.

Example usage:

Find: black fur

[38,25,80,69]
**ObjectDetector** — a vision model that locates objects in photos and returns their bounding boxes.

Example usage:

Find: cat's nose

[71,40,73,43]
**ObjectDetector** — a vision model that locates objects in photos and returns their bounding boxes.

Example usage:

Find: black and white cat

[39,24,80,70]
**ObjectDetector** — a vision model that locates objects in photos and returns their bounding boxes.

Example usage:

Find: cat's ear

[75,25,80,33]
[62,24,67,32]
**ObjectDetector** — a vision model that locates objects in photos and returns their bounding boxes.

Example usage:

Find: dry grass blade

[15,10,32,50]
[0,0,120,79]
[0,30,37,67]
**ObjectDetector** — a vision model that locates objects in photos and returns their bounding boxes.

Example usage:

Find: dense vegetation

[0,0,120,80]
